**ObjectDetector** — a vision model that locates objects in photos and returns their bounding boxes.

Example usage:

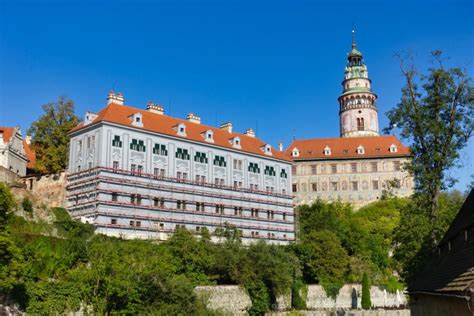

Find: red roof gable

[71,103,291,162]
[286,135,410,160]
[23,140,36,169]
[0,127,15,142]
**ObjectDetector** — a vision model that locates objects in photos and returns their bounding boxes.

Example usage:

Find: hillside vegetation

[0,182,463,315]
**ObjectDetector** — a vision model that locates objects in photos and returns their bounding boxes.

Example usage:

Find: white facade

[0,127,28,176]
[67,99,295,244]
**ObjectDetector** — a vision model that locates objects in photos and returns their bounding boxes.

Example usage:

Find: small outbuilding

[409,189,474,315]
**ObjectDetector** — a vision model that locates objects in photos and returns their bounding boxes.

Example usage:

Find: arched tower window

[357,118,365,131]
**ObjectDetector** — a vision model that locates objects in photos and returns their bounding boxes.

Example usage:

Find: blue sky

[0,0,473,191]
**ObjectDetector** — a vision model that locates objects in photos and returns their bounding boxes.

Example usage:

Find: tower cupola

[338,30,379,138]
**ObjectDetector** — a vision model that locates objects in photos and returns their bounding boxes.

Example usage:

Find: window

[130,139,146,152]
[331,182,338,191]
[87,136,91,149]
[389,144,398,153]
[131,194,136,204]
[311,183,318,192]
[215,204,224,214]
[111,218,117,225]
[280,169,288,178]
[234,207,243,216]
[357,145,365,154]
[176,123,186,136]
[351,163,357,173]
[292,184,297,192]
[204,130,214,142]
[112,135,122,147]
[88,162,93,169]
[137,165,143,176]
[311,165,317,175]
[153,168,159,178]
[213,155,226,167]
[131,164,137,175]
[394,161,401,171]
[177,172,188,181]
[234,180,242,188]
[352,181,359,191]
[177,200,186,210]
[196,202,205,212]
[331,164,337,174]
[153,144,168,156]
[154,198,159,207]
[342,181,348,191]
[78,140,82,152]
[112,193,118,202]
[264,166,276,176]
[113,161,119,170]
[283,212,287,221]
[251,208,259,218]
[291,165,297,175]
[91,135,95,148]
[248,162,260,173]
[357,117,365,130]
[77,165,81,172]
[214,178,224,187]
[324,146,331,155]
[130,220,135,227]
[372,180,379,190]
[135,221,141,227]
[176,148,190,160]
[371,162,378,172]
[194,151,208,163]
[291,148,299,157]
[233,159,243,170]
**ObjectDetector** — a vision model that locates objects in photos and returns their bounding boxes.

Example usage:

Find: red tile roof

[0,127,15,142]
[286,135,410,160]
[1,126,35,168]
[23,140,36,169]
[71,103,291,162]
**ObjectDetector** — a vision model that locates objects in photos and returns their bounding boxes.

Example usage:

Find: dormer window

[357,145,365,155]
[176,123,187,137]
[203,130,214,143]
[324,146,331,156]
[230,137,241,149]
[263,144,272,156]
[291,148,300,157]
[130,112,143,128]
[84,112,98,126]
[389,144,398,153]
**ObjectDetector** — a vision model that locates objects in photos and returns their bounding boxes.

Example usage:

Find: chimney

[106,91,124,105]
[187,112,201,124]
[25,135,32,145]
[278,142,283,152]
[244,128,255,138]
[147,101,165,115]
[220,122,233,133]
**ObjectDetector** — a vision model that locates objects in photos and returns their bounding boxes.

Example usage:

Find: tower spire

[352,28,356,49]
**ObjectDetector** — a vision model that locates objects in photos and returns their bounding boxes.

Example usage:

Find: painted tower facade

[338,31,379,138]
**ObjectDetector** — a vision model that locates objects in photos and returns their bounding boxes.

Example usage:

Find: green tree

[296,230,349,298]
[0,182,16,229]
[385,51,473,244]
[361,272,371,309]
[28,96,80,173]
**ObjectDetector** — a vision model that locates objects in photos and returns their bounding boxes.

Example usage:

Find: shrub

[361,272,371,309]
[21,198,33,214]
[291,279,307,310]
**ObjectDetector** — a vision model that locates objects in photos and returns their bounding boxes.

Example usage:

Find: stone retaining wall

[22,171,67,208]
[195,284,408,315]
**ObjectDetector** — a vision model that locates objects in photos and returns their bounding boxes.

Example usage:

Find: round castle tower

[338,31,379,138]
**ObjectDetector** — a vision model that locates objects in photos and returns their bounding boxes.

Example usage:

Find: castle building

[0,126,35,176]
[286,32,413,208]
[67,92,294,244]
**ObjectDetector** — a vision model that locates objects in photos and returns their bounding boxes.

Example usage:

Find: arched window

[357,117,365,131]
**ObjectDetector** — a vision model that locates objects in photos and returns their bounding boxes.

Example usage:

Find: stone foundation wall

[196,284,408,315]
[305,284,407,310]
[22,171,67,208]
[0,166,22,186]
[195,285,252,315]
